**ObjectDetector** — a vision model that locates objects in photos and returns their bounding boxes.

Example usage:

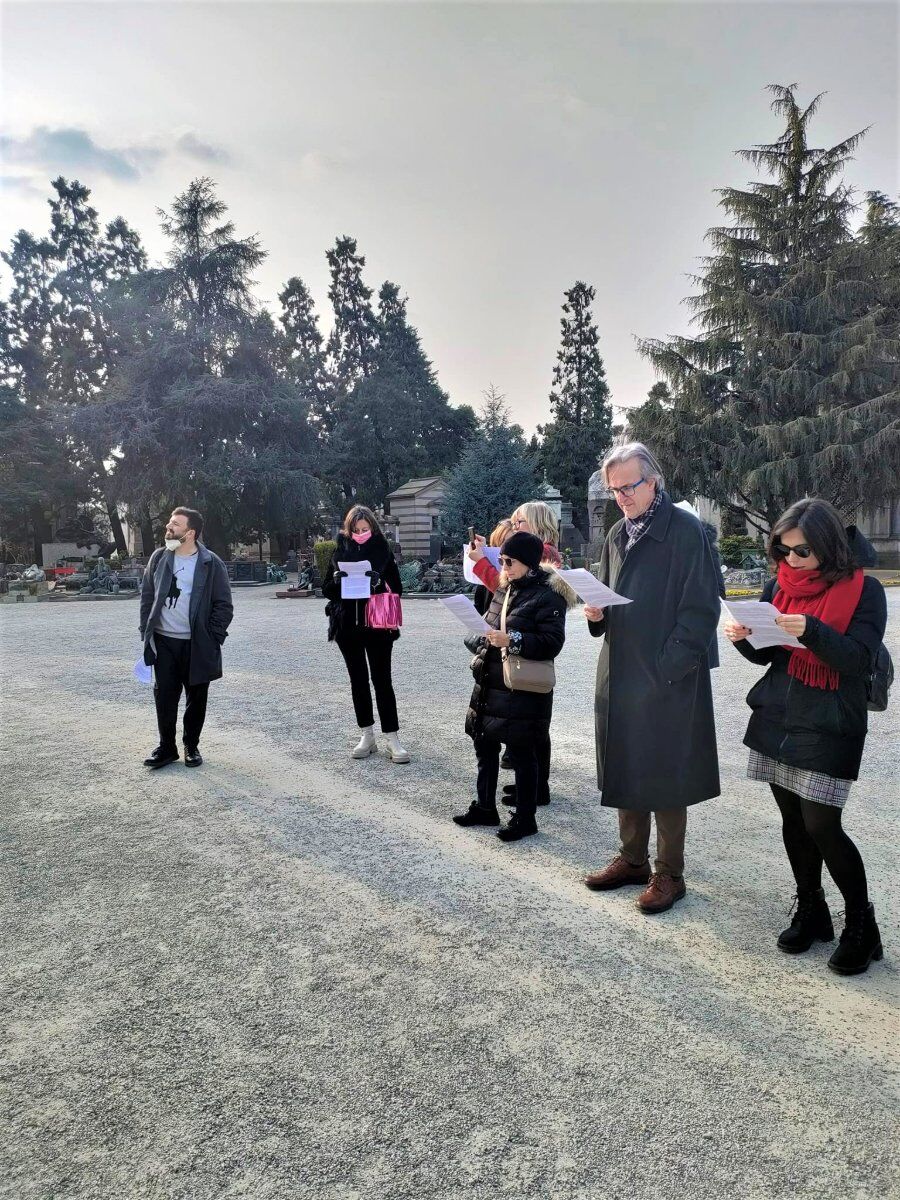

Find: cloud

[0,126,164,181]
[0,126,231,187]
[0,173,46,199]
[296,149,350,182]
[175,131,231,165]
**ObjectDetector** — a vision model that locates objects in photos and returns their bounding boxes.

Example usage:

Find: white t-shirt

[154,551,199,639]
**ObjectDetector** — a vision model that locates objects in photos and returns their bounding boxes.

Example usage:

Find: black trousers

[335,630,399,732]
[475,736,539,819]
[153,634,209,750]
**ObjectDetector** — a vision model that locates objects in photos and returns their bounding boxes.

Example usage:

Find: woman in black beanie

[455,532,577,841]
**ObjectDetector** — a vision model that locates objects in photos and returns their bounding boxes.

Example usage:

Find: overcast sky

[1,1,896,432]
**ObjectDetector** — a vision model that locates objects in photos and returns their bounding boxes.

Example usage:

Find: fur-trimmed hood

[496,563,580,609]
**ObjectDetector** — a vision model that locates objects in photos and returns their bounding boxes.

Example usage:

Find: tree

[325,235,378,392]
[442,386,543,542]
[279,276,333,434]
[632,85,900,534]
[538,281,613,532]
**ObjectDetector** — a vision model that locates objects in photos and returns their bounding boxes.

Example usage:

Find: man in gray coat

[139,507,234,769]
[583,444,721,913]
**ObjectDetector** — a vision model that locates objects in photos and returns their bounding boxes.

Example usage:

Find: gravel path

[2,589,898,1200]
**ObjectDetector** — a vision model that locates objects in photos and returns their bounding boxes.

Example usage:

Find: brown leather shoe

[637,873,686,914]
[584,855,651,891]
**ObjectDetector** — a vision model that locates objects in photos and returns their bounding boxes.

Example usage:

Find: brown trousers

[618,807,688,878]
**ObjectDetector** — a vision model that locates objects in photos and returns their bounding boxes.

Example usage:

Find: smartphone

[468,526,476,548]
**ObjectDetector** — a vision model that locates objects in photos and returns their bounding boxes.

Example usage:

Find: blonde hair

[512,500,559,547]
[341,504,382,538]
[489,518,513,547]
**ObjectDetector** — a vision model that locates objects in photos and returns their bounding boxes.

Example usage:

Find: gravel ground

[1,588,898,1200]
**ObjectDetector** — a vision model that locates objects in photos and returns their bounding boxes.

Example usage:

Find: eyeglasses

[773,542,813,559]
[511,518,527,528]
[500,555,516,567]
[608,477,647,498]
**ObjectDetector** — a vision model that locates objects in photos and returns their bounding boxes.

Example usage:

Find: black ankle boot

[496,813,538,842]
[777,888,834,954]
[453,804,500,828]
[501,784,551,808]
[828,903,884,976]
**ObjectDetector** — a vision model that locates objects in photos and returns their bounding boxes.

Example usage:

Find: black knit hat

[500,531,544,571]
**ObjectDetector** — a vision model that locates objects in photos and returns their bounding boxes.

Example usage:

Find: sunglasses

[773,542,813,559]
[500,555,518,567]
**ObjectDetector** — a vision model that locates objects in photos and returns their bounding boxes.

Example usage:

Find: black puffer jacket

[322,533,403,640]
[465,568,577,744]
[735,570,887,780]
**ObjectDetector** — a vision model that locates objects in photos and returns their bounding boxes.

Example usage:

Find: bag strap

[500,588,510,634]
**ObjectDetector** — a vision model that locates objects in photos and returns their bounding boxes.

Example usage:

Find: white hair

[600,441,665,489]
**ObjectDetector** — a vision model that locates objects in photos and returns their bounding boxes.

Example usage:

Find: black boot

[184,746,203,767]
[777,888,834,954]
[497,812,538,842]
[501,783,550,808]
[453,804,500,827]
[828,903,884,976]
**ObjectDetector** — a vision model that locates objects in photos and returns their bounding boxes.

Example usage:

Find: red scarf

[773,562,864,690]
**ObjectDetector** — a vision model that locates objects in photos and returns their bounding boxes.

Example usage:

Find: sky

[1,1,897,433]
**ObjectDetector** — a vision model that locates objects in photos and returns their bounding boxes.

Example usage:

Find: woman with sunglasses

[469,500,563,805]
[455,531,577,841]
[723,498,887,975]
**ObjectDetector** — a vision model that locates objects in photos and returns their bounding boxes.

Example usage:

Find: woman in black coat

[454,532,577,842]
[322,505,409,763]
[724,499,887,975]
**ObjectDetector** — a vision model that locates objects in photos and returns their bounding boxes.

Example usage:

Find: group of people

[138,441,889,978]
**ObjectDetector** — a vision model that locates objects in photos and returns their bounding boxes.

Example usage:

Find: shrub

[719,535,762,567]
[314,540,336,583]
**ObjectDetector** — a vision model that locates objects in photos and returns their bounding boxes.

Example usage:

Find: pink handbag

[366,584,402,631]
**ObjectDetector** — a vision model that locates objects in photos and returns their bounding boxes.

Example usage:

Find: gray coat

[589,493,721,811]
[139,544,234,685]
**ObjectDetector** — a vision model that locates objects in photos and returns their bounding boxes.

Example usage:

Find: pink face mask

[351,531,372,545]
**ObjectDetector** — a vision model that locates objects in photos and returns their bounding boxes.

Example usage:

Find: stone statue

[80,557,113,594]
[22,563,46,582]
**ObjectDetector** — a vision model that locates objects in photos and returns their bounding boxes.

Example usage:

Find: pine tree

[632,85,900,533]
[539,281,613,532]
[442,386,543,541]
[279,276,333,433]
[325,236,378,388]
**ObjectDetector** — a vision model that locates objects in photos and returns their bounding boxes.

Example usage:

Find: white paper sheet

[553,567,633,609]
[721,599,802,650]
[439,593,491,634]
[338,559,373,600]
[462,544,501,586]
[133,655,152,685]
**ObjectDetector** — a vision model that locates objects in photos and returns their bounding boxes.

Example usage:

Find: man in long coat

[583,443,721,913]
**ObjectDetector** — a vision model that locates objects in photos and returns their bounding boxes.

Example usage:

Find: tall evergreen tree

[279,276,333,433]
[325,236,378,389]
[538,281,613,532]
[442,386,543,542]
[632,85,900,534]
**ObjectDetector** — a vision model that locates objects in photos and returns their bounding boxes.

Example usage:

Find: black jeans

[336,630,399,732]
[153,634,209,750]
[475,737,539,819]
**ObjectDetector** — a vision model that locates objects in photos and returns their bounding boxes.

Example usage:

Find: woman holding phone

[723,499,887,975]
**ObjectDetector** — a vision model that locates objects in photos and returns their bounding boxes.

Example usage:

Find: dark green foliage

[442,387,543,542]
[719,535,763,567]
[633,86,900,534]
[538,282,613,531]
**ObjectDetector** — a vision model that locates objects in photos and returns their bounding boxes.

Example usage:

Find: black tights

[771,784,868,910]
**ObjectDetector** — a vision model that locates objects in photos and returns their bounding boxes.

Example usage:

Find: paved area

[2,588,898,1200]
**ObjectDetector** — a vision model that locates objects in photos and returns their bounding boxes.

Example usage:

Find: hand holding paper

[439,594,491,635]
[721,599,803,650]
[338,560,373,600]
[462,544,500,586]
[553,568,632,609]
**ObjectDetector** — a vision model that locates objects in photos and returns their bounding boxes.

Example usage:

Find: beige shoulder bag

[500,589,556,694]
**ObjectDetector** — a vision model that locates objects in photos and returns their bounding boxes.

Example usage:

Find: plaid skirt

[747,750,852,808]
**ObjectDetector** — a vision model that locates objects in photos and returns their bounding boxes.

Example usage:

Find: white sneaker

[351,727,377,758]
[385,732,411,764]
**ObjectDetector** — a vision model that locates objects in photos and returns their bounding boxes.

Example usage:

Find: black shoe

[828,903,884,976]
[501,784,551,808]
[777,888,835,954]
[184,746,203,768]
[453,805,500,827]
[143,745,179,769]
[497,816,538,842]
[499,752,513,770]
